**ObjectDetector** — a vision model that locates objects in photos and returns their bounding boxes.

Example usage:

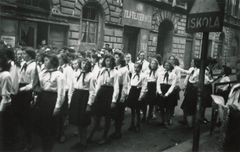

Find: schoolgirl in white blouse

[36,53,65,151]
[144,58,159,123]
[126,62,147,132]
[68,59,94,149]
[157,61,177,126]
[88,54,119,145]
[0,52,14,151]
[110,51,130,139]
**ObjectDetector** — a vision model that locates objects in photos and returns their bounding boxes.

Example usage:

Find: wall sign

[186,0,225,32]
[123,0,152,29]
[1,36,15,47]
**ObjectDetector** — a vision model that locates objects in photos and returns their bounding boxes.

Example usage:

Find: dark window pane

[89,23,96,33]
[82,32,87,42]
[88,33,95,43]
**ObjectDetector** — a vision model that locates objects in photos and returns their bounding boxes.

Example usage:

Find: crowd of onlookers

[0,40,240,152]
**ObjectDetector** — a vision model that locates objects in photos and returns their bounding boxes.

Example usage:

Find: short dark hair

[44,53,59,69]
[114,50,126,67]
[24,47,36,59]
[82,59,92,73]
[223,66,232,76]
[3,48,15,61]
[194,58,201,68]
[155,54,162,65]
[102,54,115,69]
[59,53,69,64]
[134,62,142,70]
[91,53,100,62]
[0,51,10,71]
[174,58,180,66]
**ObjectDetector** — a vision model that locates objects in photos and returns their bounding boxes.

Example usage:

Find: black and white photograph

[0,0,240,152]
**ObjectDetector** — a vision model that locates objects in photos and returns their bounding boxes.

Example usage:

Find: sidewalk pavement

[163,131,223,152]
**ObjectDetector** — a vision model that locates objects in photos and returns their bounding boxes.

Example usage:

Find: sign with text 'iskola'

[186,0,225,32]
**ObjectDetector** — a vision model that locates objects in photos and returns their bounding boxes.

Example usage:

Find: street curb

[162,132,210,152]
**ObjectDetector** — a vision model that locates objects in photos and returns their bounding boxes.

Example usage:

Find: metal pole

[192,32,209,152]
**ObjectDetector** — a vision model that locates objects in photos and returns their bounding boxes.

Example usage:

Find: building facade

[0,0,240,68]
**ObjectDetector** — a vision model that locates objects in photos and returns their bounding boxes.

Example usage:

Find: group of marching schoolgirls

[0,44,218,152]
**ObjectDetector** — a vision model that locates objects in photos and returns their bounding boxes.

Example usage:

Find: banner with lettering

[122,0,153,30]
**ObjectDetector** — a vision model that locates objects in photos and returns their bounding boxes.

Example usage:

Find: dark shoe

[135,126,140,133]
[23,144,33,152]
[59,135,66,143]
[110,132,122,139]
[141,118,146,123]
[201,118,209,124]
[178,120,188,126]
[168,119,173,125]
[87,137,94,144]
[128,125,136,132]
[98,138,109,145]
[70,142,87,150]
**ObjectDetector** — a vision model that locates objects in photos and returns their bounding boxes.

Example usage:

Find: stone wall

[51,0,123,50]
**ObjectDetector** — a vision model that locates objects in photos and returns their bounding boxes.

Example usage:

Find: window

[16,0,50,10]
[231,0,236,16]
[81,4,99,43]
[17,0,40,7]
[235,0,239,16]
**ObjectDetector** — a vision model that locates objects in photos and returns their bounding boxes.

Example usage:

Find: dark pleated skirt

[92,86,113,116]
[125,86,141,108]
[12,83,33,121]
[223,107,240,151]
[117,85,123,103]
[172,86,181,106]
[0,96,16,150]
[60,90,68,116]
[34,91,57,136]
[181,82,198,116]
[202,84,213,108]
[146,82,157,105]
[69,89,90,127]
[157,84,175,109]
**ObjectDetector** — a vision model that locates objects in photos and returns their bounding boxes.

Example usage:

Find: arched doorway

[156,20,174,61]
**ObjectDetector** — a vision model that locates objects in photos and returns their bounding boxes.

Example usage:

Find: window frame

[81,4,99,44]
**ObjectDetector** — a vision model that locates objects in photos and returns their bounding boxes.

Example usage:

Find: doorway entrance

[19,21,37,47]
[156,20,174,61]
[123,26,139,62]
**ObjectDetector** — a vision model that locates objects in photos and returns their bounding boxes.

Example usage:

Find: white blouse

[145,69,159,82]
[39,69,65,109]
[68,71,95,105]
[126,62,135,75]
[129,72,148,100]
[58,64,74,91]
[0,71,13,111]
[138,59,149,73]
[157,70,177,96]
[9,61,20,95]
[116,66,130,102]
[217,75,231,91]
[19,60,37,91]
[94,67,119,103]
